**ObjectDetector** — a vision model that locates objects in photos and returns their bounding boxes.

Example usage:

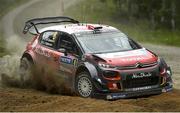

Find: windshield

[76,32,141,54]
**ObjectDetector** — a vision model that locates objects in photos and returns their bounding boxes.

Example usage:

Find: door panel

[37,31,81,89]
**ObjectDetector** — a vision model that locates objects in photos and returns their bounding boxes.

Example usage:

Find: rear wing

[23,16,79,35]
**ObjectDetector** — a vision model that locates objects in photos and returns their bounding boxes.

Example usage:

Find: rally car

[20,16,173,100]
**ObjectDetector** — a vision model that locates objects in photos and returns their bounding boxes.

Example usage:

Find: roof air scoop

[87,25,103,34]
[94,26,103,30]
[93,26,103,34]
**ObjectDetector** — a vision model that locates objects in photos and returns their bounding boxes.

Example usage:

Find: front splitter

[94,85,173,100]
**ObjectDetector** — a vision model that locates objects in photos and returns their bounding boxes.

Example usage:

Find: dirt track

[0,86,180,112]
[0,0,180,112]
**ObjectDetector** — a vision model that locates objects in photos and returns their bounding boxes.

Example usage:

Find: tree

[99,0,180,30]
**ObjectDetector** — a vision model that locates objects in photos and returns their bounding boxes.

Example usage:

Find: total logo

[132,72,152,79]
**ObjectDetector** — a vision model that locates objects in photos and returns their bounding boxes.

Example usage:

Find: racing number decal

[73,59,78,66]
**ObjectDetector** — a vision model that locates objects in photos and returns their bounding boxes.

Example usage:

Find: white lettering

[132,72,152,79]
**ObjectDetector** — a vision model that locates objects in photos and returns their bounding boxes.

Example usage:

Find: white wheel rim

[78,76,92,97]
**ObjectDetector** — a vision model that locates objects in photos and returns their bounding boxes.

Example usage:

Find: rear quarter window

[40,31,58,48]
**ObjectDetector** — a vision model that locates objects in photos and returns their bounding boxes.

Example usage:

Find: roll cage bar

[23,16,79,35]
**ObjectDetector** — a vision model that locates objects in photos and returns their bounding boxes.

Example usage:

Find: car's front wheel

[75,72,94,98]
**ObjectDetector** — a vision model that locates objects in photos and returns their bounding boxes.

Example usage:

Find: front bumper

[93,62,173,100]
[94,85,173,100]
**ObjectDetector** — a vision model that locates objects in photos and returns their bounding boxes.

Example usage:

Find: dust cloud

[0,35,25,87]
[0,35,72,95]
[30,66,73,95]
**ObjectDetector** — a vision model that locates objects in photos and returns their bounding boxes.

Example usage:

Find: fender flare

[21,51,35,64]
[75,62,98,79]
[73,62,105,92]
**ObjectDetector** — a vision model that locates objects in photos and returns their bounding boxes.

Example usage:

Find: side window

[57,33,80,55]
[40,31,59,48]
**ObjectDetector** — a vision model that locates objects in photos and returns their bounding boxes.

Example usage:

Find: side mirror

[58,48,67,56]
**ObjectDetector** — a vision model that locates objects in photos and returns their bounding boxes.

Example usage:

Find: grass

[64,0,180,47]
[0,0,26,57]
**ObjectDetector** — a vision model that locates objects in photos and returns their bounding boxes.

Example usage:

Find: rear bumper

[95,85,173,100]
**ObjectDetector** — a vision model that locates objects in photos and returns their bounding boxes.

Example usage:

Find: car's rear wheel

[75,72,94,98]
[19,57,32,86]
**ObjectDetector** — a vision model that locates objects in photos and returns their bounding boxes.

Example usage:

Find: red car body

[20,17,173,100]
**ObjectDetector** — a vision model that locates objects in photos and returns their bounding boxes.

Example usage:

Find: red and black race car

[20,16,173,100]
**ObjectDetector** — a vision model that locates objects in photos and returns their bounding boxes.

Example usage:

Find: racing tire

[75,72,94,98]
[19,57,33,87]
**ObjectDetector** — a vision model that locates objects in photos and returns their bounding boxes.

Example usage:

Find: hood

[94,48,158,66]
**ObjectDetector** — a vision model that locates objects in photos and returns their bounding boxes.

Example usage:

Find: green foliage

[104,0,179,30]
[64,0,180,47]
[0,0,26,18]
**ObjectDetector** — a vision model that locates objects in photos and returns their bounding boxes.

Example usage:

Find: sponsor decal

[60,56,72,64]
[112,94,126,98]
[132,86,152,91]
[60,56,78,66]
[35,47,51,57]
[107,94,126,100]
[132,72,152,79]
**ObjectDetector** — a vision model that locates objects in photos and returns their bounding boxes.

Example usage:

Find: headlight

[103,71,121,80]
[103,71,118,78]
[98,62,115,68]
